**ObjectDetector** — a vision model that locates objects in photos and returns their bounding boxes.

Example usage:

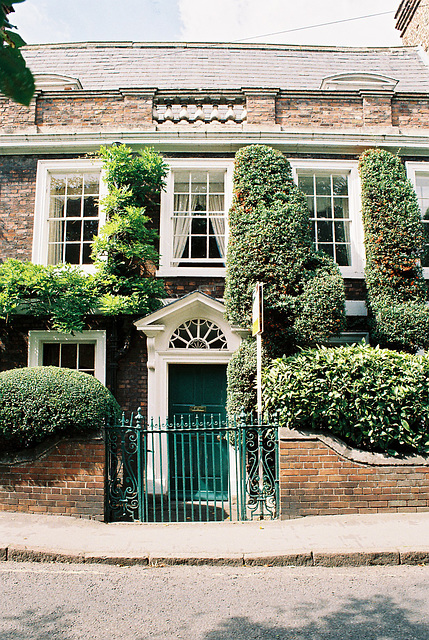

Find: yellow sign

[252,283,263,336]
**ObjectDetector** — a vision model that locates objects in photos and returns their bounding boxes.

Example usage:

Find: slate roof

[22,42,429,94]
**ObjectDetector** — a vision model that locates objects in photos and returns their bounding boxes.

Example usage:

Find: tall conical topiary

[225,145,346,413]
[359,148,429,352]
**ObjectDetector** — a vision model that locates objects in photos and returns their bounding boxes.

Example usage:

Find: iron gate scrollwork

[105,409,279,523]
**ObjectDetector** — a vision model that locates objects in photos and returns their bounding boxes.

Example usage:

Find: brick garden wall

[280,428,429,519]
[0,435,105,520]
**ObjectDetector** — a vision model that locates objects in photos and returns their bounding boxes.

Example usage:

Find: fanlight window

[169,319,227,349]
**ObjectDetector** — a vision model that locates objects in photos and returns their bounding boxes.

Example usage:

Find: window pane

[332,175,348,196]
[306,196,314,215]
[190,236,206,258]
[49,197,64,218]
[174,171,190,192]
[65,244,80,264]
[66,175,83,196]
[191,171,207,193]
[82,243,93,264]
[83,174,99,195]
[51,175,66,196]
[43,343,60,366]
[315,176,331,195]
[318,243,334,258]
[335,244,351,266]
[191,217,207,234]
[298,175,314,195]
[209,236,222,258]
[66,197,81,217]
[334,198,349,219]
[191,194,206,212]
[83,196,98,218]
[316,197,331,218]
[66,220,81,242]
[60,343,78,369]
[209,171,225,193]
[208,194,224,211]
[83,219,98,241]
[317,221,333,243]
[78,343,95,370]
[334,221,348,243]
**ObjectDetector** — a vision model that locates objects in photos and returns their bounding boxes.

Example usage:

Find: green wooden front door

[168,364,228,500]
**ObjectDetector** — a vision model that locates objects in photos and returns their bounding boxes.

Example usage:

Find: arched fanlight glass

[169,319,227,350]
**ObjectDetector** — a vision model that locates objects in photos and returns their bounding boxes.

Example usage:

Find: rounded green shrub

[0,367,120,451]
[264,342,429,456]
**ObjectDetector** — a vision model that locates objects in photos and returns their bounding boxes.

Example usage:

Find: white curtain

[172,193,190,266]
[209,194,225,257]
[47,196,64,264]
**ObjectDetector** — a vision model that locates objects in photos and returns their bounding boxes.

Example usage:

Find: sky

[11,0,404,48]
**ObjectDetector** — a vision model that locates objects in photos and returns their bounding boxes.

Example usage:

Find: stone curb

[0,546,428,566]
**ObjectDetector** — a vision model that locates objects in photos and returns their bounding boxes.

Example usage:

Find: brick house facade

[1,41,428,417]
[1,40,429,519]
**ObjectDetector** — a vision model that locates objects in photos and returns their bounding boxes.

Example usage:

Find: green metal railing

[105,410,279,523]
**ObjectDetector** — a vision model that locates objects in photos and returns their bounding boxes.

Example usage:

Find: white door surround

[134,291,248,421]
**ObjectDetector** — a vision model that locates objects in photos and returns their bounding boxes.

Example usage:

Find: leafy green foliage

[359,149,429,352]
[0,366,120,451]
[0,2,35,105]
[98,145,167,219]
[0,260,97,333]
[264,342,429,456]
[91,145,168,317]
[0,145,168,332]
[226,339,258,417]
[225,145,346,412]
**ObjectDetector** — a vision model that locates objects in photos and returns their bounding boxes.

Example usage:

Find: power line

[235,10,396,43]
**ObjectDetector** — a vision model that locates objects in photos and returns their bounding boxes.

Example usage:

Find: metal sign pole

[252,283,264,426]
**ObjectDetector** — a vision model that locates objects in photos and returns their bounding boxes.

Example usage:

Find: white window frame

[32,159,107,274]
[28,330,107,384]
[290,159,364,278]
[406,161,429,278]
[157,158,234,277]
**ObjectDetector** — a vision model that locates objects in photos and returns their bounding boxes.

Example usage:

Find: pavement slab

[0,510,428,566]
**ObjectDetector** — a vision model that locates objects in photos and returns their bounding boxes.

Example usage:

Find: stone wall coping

[279,426,429,467]
[0,430,104,466]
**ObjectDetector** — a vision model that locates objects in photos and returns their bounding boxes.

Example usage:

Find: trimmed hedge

[225,145,346,358]
[0,367,120,451]
[359,149,429,352]
[264,342,429,456]
[225,145,346,414]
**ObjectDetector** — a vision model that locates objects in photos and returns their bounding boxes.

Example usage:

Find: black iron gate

[105,410,279,522]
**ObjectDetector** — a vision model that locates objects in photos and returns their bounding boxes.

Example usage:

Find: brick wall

[362,93,393,127]
[280,429,429,519]
[36,91,154,130]
[392,98,429,127]
[0,435,105,520]
[0,155,38,261]
[164,277,225,299]
[276,96,364,128]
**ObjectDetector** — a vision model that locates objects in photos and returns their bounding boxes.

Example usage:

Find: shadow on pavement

[202,594,429,640]
[0,607,75,640]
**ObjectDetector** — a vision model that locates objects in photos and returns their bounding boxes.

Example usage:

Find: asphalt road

[1,563,428,639]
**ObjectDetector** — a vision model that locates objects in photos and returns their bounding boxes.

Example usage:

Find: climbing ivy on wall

[359,148,429,352]
[0,145,168,333]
